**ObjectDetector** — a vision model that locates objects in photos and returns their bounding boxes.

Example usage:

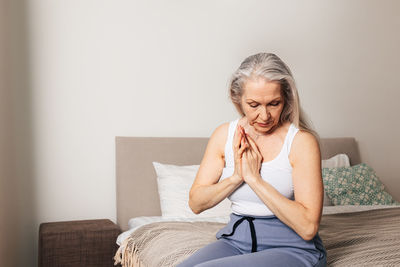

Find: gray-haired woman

[177,53,327,267]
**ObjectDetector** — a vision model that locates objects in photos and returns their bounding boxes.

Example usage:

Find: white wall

[5,0,400,266]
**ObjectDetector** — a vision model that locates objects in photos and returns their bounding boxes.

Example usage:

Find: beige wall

[1,0,9,264]
[0,1,17,266]
[4,0,400,266]
[2,0,35,266]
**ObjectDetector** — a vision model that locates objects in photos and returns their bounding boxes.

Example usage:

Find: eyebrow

[246,97,281,103]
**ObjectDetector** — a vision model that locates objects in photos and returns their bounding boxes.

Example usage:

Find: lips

[257,121,272,127]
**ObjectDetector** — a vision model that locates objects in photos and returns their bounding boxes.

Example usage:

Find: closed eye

[248,102,280,108]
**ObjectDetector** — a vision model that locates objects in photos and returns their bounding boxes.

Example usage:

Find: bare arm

[189,122,246,214]
[244,131,323,240]
[189,177,243,214]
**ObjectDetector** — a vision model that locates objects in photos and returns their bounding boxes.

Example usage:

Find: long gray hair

[229,52,320,143]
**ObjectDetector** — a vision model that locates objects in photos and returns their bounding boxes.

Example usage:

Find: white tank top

[219,118,299,216]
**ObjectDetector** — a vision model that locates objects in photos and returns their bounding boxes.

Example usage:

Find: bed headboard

[115,136,360,231]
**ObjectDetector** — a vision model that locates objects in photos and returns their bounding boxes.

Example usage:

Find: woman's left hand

[239,126,263,185]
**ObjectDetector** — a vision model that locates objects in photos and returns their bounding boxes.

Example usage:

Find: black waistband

[221,216,257,253]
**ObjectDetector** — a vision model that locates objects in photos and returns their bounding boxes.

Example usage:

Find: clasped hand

[232,124,263,185]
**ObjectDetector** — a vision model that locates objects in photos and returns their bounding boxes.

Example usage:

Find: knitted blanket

[114,207,400,267]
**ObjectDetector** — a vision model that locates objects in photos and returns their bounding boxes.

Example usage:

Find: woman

[177,53,327,267]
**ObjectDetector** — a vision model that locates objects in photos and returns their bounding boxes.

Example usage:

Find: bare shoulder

[289,130,321,167]
[193,122,229,187]
[208,122,230,160]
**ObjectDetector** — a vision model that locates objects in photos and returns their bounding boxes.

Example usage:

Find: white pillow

[322,153,350,168]
[321,154,351,206]
[152,161,232,218]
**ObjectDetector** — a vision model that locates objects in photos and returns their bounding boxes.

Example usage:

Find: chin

[254,121,278,133]
[256,121,274,128]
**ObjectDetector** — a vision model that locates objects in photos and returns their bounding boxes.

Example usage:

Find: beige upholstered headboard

[115,136,360,231]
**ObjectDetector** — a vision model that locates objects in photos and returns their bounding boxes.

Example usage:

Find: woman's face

[240,78,285,134]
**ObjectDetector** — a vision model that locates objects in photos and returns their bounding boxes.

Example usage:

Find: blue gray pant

[177,213,327,267]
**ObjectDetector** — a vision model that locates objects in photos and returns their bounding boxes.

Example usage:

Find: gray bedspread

[114,207,400,267]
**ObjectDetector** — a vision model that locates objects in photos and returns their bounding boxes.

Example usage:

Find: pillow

[321,154,351,206]
[321,154,350,169]
[322,163,400,206]
[152,162,232,218]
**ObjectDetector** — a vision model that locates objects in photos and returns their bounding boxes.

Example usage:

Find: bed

[113,136,400,267]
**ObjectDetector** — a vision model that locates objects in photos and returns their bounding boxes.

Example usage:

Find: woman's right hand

[231,124,248,185]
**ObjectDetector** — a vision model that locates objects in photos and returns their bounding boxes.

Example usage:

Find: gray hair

[229,52,320,143]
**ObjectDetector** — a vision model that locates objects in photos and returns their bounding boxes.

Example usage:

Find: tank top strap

[284,123,300,156]
[224,118,240,167]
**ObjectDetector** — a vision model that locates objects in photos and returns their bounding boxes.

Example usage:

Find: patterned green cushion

[322,163,400,206]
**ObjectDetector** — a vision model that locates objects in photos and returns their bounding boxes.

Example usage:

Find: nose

[259,106,271,121]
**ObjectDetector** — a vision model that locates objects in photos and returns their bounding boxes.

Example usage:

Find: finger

[245,133,261,155]
[251,137,263,162]
[243,146,253,159]
[233,125,239,145]
[244,149,251,162]
[249,148,257,160]
[238,136,248,156]
[246,134,263,162]
[233,125,242,151]
[237,125,249,146]
[241,149,247,163]
[239,125,249,144]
